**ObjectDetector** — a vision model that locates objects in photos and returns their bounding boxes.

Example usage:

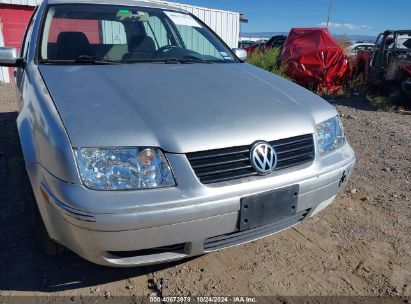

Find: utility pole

[326,0,332,28]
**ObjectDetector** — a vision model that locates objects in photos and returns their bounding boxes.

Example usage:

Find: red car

[245,41,266,55]
[281,28,349,93]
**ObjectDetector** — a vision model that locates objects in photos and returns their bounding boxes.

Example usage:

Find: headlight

[74,147,175,190]
[315,116,345,154]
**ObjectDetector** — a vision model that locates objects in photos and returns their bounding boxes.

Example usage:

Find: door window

[174,23,225,59]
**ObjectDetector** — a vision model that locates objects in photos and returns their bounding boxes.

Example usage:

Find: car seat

[122,35,156,60]
[54,32,92,60]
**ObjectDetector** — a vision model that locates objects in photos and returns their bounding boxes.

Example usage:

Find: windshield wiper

[120,58,215,64]
[75,55,121,64]
[120,58,166,64]
[40,55,121,65]
[164,58,215,64]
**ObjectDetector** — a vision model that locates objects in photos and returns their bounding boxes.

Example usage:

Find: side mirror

[232,48,248,61]
[0,47,22,67]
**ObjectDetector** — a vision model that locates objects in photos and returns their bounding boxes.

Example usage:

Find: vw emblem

[250,142,277,175]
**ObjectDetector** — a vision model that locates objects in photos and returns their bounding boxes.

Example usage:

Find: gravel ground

[0,82,410,303]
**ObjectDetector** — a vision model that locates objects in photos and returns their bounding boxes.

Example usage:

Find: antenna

[326,0,332,28]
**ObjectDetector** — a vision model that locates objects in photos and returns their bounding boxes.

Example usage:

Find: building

[0,0,240,82]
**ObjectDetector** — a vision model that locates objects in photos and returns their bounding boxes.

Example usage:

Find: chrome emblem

[250,142,277,174]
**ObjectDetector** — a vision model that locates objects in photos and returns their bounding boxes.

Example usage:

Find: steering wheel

[155,45,178,56]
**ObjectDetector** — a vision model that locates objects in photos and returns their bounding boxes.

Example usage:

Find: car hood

[39,63,336,153]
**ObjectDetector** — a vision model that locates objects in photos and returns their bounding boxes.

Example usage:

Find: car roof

[383,30,411,35]
[345,43,374,51]
[46,0,186,12]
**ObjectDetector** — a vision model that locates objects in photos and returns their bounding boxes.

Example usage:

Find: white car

[345,43,375,58]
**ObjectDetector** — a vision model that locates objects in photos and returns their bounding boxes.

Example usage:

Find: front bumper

[28,143,356,266]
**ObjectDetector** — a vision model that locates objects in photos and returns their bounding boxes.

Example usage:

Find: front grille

[203,209,310,251]
[186,134,315,184]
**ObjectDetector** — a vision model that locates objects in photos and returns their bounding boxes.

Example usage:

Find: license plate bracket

[239,185,299,231]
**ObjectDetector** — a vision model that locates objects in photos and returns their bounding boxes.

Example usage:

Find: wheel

[32,191,65,256]
[388,83,406,105]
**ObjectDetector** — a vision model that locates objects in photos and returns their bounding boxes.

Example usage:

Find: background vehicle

[238,40,254,48]
[281,28,349,93]
[345,42,374,61]
[245,41,266,54]
[353,30,411,103]
[265,35,287,50]
[245,35,287,55]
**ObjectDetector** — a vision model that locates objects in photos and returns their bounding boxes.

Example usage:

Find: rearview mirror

[232,48,248,61]
[0,47,22,67]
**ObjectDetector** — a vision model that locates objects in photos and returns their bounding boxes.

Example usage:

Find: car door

[369,33,385,83]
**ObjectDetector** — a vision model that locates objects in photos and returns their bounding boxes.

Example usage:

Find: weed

[348,74,367,95]
[248,48,289,79]
[367,95,397,112]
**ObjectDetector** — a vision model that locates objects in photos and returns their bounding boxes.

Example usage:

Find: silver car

[0,0,355,266]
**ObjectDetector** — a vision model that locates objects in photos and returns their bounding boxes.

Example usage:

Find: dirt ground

[0,82,410,303]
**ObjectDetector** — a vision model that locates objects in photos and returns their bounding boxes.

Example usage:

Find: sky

[171,0,411,37]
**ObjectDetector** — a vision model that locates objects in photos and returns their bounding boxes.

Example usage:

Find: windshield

[39,4,237,64]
